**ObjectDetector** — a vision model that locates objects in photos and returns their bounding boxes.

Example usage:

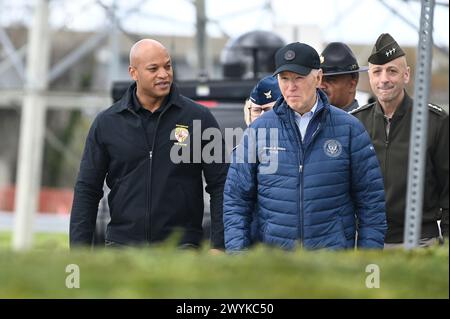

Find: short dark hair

[323,72,359,83]
[350,72,359,82]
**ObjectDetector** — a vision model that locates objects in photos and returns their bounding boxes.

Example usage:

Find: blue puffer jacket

[224,90,386,251]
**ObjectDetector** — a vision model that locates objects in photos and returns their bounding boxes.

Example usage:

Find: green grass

[0,232,68,250]
[0,231,448,298]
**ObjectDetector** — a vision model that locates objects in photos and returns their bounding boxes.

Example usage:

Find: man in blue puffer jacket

[224,42,387,251]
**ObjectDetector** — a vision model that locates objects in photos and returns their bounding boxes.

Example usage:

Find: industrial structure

[0,0,447,250]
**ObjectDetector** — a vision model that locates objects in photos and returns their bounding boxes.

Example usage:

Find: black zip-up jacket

[352,92,449,242]
[70,82,228,248]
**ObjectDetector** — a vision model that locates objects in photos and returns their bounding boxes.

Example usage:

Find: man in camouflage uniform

[351,33,449,247]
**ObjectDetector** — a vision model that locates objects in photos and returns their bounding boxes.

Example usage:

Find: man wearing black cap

[320,42,368,112]
[351,33,449,247]
[223,42,387,251]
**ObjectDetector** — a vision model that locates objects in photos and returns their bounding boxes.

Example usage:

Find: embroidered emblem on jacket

[263,146,286,154]
[174,124,189,146]
[323,139,342,158]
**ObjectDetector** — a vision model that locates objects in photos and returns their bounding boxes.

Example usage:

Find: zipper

[301,122,324,246]
[146,104,172,243]
[288,113,304,248]
[384,118,390,193]
[384,138,390,190]
[295,111,325,248]
[128,107,152,244]
[304,123,322,159]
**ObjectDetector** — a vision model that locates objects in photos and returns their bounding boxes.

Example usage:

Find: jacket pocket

[107,161,148,239]
[338,215,349,247]
[339,213,357,247]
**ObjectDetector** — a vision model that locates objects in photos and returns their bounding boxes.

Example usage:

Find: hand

[208,248,224,255]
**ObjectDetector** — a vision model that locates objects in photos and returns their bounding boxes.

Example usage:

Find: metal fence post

[404,0,435,249]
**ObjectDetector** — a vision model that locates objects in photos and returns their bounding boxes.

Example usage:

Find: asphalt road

[0,211,69,233]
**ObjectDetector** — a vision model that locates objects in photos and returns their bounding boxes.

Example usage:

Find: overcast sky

[1,0,448,47]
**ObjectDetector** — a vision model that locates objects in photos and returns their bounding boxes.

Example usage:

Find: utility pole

[195,0,207,77]
[108,0,120,89]
[13,0,50,250]
[404,0,435,249]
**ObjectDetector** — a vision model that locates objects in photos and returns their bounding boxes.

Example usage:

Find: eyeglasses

[250,104,272,117]
[246,101,275,124]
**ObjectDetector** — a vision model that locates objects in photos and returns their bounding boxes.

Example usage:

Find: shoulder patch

[428,103,445,115]
[348,102,375,114]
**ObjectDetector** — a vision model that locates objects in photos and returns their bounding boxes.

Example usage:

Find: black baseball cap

[273,42,320,76]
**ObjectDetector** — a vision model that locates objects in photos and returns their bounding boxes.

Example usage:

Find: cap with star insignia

[368,33,405,65]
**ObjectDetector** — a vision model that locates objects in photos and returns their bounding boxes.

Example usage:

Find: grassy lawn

[0,231,448,298]
[0,232,68,250]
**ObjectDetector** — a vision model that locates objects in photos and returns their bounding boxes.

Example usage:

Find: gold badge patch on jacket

[174,124,189,146]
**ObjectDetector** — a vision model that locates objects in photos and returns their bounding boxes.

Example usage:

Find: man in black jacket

[351,33,449,247]
[70,39,228,251]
